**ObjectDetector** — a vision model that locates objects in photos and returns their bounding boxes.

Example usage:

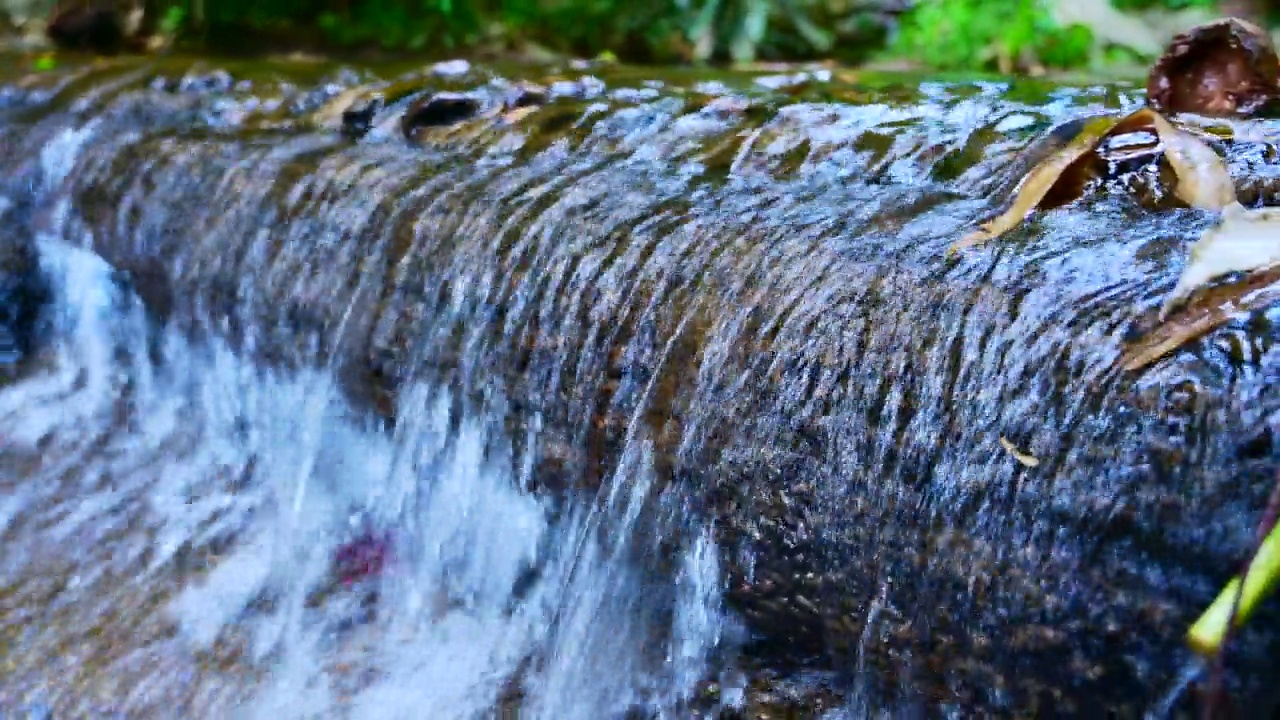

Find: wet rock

[18,64,1280,717]
[341,95,384,140]
[504,82,548,111]
[430,59,472,78]
[291,82,350,116]
[0,201,47,368]
[692,80,733,96]
[1147,17,1280,117]
[700,95,754,116]
[754,70,830,93]
[609,87,661,103]
[548,75,607,101]
[148,75,177,93]
[148,69,236,95]
[400,92,482,138]
[46,4,125,54]
[178,69,234,95]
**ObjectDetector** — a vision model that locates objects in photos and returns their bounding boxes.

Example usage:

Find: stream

[0,56,1277,718]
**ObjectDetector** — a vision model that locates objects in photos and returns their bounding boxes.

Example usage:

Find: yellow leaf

[999,436,1040,468]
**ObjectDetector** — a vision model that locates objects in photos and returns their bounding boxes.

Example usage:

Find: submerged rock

[400,92,483,137]
[0,202,46,368]
[1147,17,1280,116]
[341,95,384,139]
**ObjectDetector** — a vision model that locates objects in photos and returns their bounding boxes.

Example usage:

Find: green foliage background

[132,0,1238,69]
[890,0,1094,70]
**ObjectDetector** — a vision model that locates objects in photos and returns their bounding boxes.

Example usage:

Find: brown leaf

[1123,263,1280,371]
[1146,110,1237,211]
[1159,203,1280,319]
[954,108,1237,251]
[952,115,1121,251]
[499,106,539,124]
[312,87,368,130]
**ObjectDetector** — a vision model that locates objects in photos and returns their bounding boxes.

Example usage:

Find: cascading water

[0,237,727,718]
[0,95,728,717]
[1,56,1278,718]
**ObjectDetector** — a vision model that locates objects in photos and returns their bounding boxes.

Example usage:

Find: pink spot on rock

[333,529,392,586]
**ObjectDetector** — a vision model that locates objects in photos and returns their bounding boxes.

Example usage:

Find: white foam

[0,237,728,719]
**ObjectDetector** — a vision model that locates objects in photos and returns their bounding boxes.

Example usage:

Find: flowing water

[0,56,1278,718]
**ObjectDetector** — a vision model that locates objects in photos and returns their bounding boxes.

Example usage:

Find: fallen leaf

[1147,110,1237,211]
[312,86,369,130]
[953,115,1121,251]
[999,436,1040,468]
[954,108,1238,251]
[1160,203,1280,320]
[1123,263,1280,371]
[500,105,539,125]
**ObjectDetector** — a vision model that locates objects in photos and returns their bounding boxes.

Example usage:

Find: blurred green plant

[139,0,1236,69]
[681,0,897,63]
[159,5,187,37]
[891,0,1093,71]
[1110,0,1216,10]
[148,0,894,62]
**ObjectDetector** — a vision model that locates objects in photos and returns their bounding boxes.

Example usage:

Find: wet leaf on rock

[954,108,1236,250]
[1148,111,1237,211]
[1159,203,1280,320]
[311,86,371,130]
[953,115,1121,250]
[1123,263,1280,371]
[999,436,1040,468]
[499,82,548,124]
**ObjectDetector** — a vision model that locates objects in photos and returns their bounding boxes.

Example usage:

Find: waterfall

[1,58,1277,717]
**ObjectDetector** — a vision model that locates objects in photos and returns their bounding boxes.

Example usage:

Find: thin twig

[1201,468,1280,720]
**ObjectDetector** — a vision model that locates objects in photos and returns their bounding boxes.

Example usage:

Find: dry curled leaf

[954,108,1237,250]
[999,436,1040,468]
[1160,203,1280,320]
